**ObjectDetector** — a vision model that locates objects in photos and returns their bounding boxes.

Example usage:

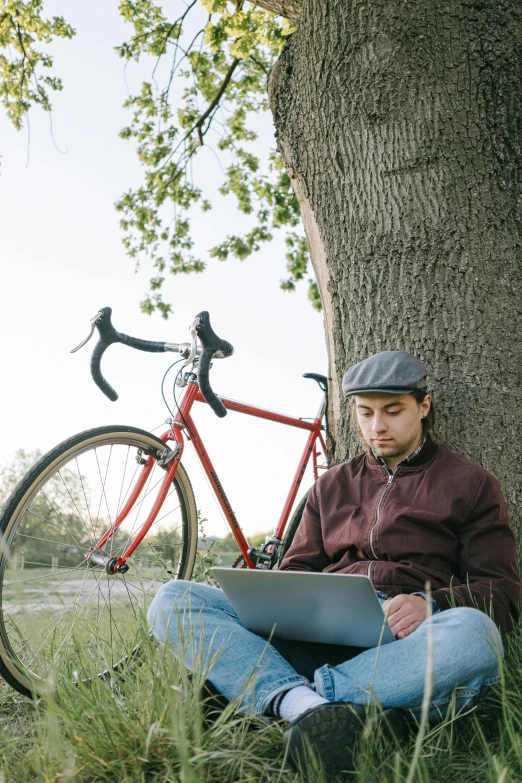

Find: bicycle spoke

[15,563,94,662]
[57,469,92,542]
[137,525,183,559]
[95,446,115,537]
[42,577,101,672]
[115,447,131,519]
[4,569,75,586]
[30,576,104,671]
[150,501,183,529]
[113,459,141,537]
[117,482,180,561]
[13,568,152,668]
[120,577,140,620]
[4,562,88,615]
[115,464,159,558]
[50,571,130,674]
[94,460,162,556]
[75,456,95,540]
[14,532,85,551]
[106,577,116,667]
[109,575,150,599]
[40,491,84,550]
[23,509,68,536]
[12,559,83,569]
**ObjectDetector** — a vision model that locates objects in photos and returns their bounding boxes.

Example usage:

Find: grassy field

[0,589,521,783]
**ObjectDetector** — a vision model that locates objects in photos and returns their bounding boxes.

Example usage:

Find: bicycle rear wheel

[0,425,197,697]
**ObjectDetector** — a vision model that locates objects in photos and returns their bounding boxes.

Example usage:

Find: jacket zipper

[367,470,394,580]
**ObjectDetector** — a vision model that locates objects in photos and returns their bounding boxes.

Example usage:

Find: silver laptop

[211,568,395,648]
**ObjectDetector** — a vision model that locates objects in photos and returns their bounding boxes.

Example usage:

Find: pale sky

[0,1,328,539]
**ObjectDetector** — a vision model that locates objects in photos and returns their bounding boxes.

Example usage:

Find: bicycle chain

[232,554,248,569]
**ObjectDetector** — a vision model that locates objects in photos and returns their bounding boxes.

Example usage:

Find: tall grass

[0,611,522,782]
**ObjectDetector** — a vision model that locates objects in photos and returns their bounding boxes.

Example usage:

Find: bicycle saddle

[303,373,328,393]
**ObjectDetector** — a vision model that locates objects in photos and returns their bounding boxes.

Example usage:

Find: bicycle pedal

[247,547,273,569]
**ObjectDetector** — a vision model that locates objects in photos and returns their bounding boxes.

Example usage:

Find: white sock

[278,685,328,722]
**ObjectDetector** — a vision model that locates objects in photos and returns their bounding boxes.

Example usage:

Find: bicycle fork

[86,438,182,574]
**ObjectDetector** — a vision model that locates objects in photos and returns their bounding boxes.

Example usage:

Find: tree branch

[157,57,241,191]
[251,0,302,21]
[194,57,240,138]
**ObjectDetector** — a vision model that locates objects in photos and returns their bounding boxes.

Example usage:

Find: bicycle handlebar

[71,306,234,416]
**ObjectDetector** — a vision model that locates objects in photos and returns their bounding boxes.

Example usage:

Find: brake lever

[182,315,201,368]
[70,310,103,353]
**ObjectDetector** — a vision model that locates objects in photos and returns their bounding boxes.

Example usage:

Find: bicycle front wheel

[0,425,197,697]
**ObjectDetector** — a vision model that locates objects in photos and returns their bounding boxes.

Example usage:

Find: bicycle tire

[277,491,310,568]
[0,425,197,698]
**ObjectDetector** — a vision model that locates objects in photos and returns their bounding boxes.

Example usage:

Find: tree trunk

[269,0,522,528]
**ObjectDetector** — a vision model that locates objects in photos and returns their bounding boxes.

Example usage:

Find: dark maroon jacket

[280,437,521,634]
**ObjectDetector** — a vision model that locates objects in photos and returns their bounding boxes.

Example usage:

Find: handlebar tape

[195,311,234,418]
[91,340,119,401]
[197,349,227,418]
[91,307,166,401]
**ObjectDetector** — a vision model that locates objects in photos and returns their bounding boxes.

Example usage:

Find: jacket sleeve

[431,471,521,634]
[279,483,331,572]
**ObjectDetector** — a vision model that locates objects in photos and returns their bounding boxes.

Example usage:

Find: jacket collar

[367,434,439,473]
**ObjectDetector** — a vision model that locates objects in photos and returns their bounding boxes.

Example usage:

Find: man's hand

[381,595,430,640]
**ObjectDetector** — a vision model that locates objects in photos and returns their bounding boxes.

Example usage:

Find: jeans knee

[436,607,503,677]
[452,607,502,647]
[147,580,225,627]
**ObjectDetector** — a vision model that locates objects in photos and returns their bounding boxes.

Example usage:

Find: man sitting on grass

[148,351,521,780]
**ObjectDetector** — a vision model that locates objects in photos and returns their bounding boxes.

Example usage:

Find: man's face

[353,393,431,461]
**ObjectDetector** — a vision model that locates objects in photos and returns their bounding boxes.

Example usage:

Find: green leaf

[200,0,228,14]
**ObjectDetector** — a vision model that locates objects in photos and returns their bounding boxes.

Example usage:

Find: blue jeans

[147,581,503,722]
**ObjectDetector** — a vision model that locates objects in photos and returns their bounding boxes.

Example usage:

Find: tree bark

[252,0,301,21]
[269,0,522,528]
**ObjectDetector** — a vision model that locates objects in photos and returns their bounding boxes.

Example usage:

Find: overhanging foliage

[0,0,74,128]
[1,0,319,315]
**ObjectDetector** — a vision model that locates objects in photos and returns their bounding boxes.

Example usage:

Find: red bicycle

[0,308,327,697]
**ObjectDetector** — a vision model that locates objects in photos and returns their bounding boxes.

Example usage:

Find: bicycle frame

[90,378,327,571]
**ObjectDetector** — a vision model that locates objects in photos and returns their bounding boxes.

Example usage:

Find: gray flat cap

[342,351,427,396]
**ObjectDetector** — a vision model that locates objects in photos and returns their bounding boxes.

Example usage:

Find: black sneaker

[282,702,407,780]
[199,680,267,732]
[200,679,229,726]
